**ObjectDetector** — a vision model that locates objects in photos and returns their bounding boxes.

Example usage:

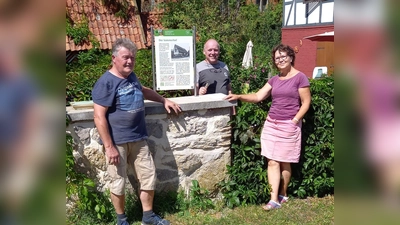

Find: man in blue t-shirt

[92,38,181,225]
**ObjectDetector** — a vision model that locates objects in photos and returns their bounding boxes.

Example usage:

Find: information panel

[153,29,195,90]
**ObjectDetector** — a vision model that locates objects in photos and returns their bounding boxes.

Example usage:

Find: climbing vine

[66,14,92,45]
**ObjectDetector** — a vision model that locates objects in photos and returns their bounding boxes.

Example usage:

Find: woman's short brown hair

[271,44,295,69]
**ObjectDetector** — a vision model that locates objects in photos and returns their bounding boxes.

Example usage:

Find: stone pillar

[66,93,237,195]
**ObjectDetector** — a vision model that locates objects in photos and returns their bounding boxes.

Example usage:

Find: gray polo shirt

[196,60,231,95]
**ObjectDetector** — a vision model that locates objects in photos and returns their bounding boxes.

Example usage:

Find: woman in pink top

[225,44,311,210]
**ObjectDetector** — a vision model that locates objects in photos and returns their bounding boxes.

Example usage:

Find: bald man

[196,39,233,96]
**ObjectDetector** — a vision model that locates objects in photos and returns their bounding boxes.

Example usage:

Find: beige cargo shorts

[105,140,156,195]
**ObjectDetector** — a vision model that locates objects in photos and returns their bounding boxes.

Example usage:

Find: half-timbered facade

[282,0,334,77]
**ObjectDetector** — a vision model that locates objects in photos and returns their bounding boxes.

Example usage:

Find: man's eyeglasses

[274,55,288,62]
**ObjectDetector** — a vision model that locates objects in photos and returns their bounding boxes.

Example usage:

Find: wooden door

[316,42,334,76]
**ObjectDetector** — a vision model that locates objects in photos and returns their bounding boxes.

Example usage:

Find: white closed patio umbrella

[242,40,253,69]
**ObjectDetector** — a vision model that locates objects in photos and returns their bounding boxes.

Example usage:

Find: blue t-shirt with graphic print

[92,71,148,144]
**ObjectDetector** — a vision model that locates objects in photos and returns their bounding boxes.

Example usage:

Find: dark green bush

[66,17,91,45]
[66,49,110,102]
[219,64,272,208]
[66,117,114,223]
[291,76,334,197]
[133,49,153,88]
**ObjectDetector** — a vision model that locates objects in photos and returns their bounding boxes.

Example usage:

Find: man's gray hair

[112,38,138,56]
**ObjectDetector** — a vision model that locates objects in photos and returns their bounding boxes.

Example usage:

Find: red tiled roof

[66,0,148,51]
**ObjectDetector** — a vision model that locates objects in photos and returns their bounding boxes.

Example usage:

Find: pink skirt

[261,116,302,163]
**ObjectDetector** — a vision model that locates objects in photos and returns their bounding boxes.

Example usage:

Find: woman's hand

[224,94,240,101]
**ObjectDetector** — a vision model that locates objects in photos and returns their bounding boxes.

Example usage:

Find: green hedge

[292,76,334,197]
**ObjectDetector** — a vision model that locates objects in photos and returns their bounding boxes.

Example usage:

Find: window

[304,0,322,17]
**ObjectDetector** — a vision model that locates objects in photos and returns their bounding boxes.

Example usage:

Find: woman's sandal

[262,200,281,211]
[278,195,289,204]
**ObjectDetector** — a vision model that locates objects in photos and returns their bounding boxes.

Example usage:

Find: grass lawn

[67,195,334,225]
[164,196,334,225]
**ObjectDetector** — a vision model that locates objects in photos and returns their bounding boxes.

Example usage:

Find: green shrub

[66,49,110,103]
[134,49,153,88]
[66,117,114,223]
[66,16,91,45]
[291,76,334,197]
[186,180,215,211]
[219,64,273,208]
